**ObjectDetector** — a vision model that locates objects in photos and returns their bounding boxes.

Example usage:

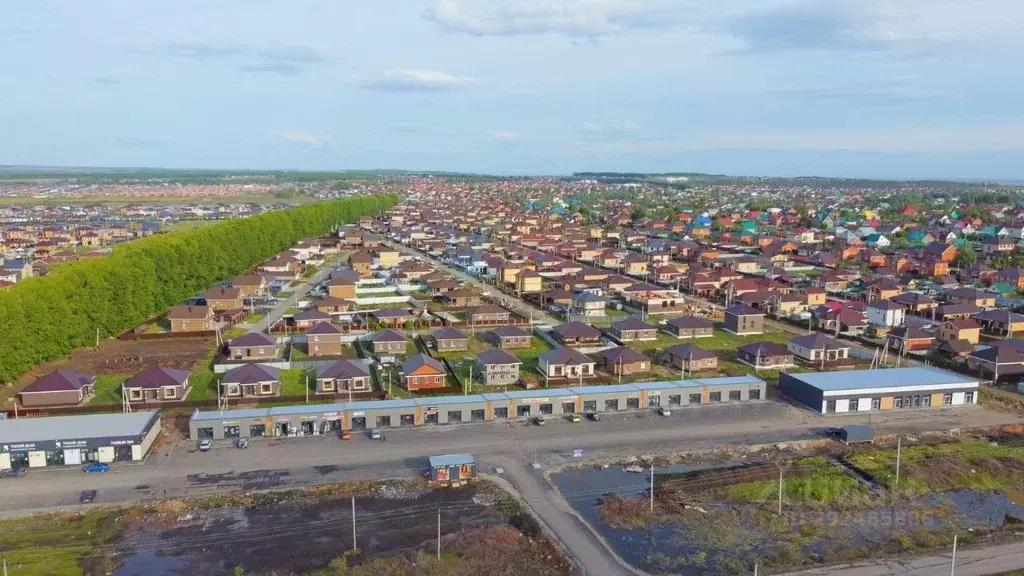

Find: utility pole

[649,464,654,512]
[305,373,309,404]
[777,466,784,516]
[753,561,758,576]
[946,532,954,569]
[895,436,902,491]
[437,508,442,560]
[351,496,357,551]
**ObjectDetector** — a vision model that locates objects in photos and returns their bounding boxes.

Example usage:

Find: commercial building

[0,410,162,470]
[189,375,766,439]
[778,367,978,415]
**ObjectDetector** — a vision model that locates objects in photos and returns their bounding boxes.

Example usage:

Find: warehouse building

[0,410,162,470]
[189,375,766,439]
[778,367,978,415]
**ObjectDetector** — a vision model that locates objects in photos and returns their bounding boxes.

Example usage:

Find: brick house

[477,349,522,386]
[465,305,511,325]
[19,369,95,407]
[315,359,371,394]
[306,321,346,356]
[491,325,532,348]
[736,341,794,370]
[168,305,215,333]
[401,354,448,391]
[787,333,850,364]
[220,364,280,398]
[664,343,718,372]
[123,367,191,403]
[887,326,935,352]
[537,348,596,381]
[607,317,658,342]
[232,274,267,297]
[664,316,714,338]
[205,287,244,311]
[227,332,279,360]
[370,329,408,354]
[293,309,333,330]
[431,326,469,352]
[551,322,603,346]
[597,347,651,375]
[937,319,981,345]
[723,304,765,335]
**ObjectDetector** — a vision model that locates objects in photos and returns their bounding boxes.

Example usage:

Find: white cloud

[491,130,524,142]
[363,69,478,92]
[276,131,332,147]
[424,0,678,37]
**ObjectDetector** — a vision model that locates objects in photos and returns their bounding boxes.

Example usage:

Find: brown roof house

[168,305,215,333]
[293,309,333,330]
[227,332,279,361]
[220,364,280,399]
[431,326,469,352]
[465,304,511,325]
[316,359,371,394]
[401,354,448,392]
[551,322,602,347]
[442,289,481,308]
[123,367,191,403]
[723,304,764,336]
[664,316,714,339]
[787,333,850,364]
[598,347,651,375]
[306,321,346,356]
[607,317,658,342]
[205,287,244,311]
[490,325,532,349]
[974,309,1024,337]
[477,349,522,386]
[938,319,981,345]
[315,297,356,314]
[232,274,267,297]
[370,329,408,354]
[537,348,596,383]
[327,276,358,300]
[736,341,794,370]
[19,369,96,407]
[664,343,718,373]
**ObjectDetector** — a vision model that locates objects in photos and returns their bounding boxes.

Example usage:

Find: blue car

[82,462,110,473]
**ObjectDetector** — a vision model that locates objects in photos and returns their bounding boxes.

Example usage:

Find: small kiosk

[428,453,477,487]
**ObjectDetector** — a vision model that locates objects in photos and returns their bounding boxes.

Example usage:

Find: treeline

[0,194,397,383]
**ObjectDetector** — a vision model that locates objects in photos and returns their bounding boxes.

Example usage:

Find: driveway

[244,265,333,334]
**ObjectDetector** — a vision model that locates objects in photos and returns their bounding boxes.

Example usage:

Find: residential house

[490,325,532,349]
[168,305,215,333]
[938,319,981,345]
[664,343,718,372]
[724,304,765,335]
[465,304,511,324]
[597,347,651,375]
[315,297,356,314]
[664,316,714,338]
[306,321,346,356]
[551,322,602,346]
[995,268,1024,289]
[349,251,374,275]
[227,332,278,360]
[945,288,996,308]
[866,299,906,328]
[803,287,827,307]
[982,235,1015,256]
[327,277,358,300]
[887,326,935,352]
[401,354,448,391]
[441,289,481,307]
[122,367,191,403]
[431,326,469,352]
[862,280,902,303]
[315,359,371,394]
[18,369,95,407]
[220,364,280,398]
[371,308,414,327]
[921,242,958,262]
[537,348,596,381]
[374,247,401,268]
[293,309,332,330]
[370,329,408,354]
[477,349,522,386]
[516,269,543,294]
[736,341,795,370]
[0,259,32,282]
[935,303,983,321]
[570,291,607,319]
[974,309,1024,337]
[607,317,658,342]
[232,274,267,297]
[787,333,851,364]
[890,292,938,316]
[623,254,648,275]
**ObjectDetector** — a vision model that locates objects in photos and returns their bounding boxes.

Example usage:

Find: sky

[2,0,1023,179]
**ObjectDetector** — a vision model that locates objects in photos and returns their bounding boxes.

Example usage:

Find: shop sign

[110,439,136,446]
[322,412,339,417]
[55,440,88,449]
[351,411,365,417]
[523,397,549,404]
[2,443,36,452]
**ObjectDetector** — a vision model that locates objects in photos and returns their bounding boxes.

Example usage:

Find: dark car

[588,412,601,421]
[824,426,843,438]
[0,468,27,479]
[79,490,98,504]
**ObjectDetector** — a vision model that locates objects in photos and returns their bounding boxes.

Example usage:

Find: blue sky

[2,0,1023,179]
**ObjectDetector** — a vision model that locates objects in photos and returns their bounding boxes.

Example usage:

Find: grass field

[88,373,132,406]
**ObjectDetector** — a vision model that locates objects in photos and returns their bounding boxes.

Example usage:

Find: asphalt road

[781,540,1024,576]
[243,265,332,334]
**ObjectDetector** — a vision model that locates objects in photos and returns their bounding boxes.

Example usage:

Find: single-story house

[664,316,714,339]
[370,329,408,354]
[19,369,96,407]
[431,326,470,352]
[316,359,371,394]
[221,364,281,398]
[491,325,532,349]
[597,347,651,375]
[227,332,278,361]
[787,333,851,364]
[537,348,596,381]
[736,341,795,370]
[402,354,448,391]
[122,367,191,403]
[551,322,603,347]
[606,317,658,342]
[664,343,718,372]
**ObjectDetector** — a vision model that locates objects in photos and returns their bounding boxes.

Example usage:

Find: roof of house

[124,367,191,389]
[788,333,850,350]
[737,341,790,357]
[667,316,714,329]
[664,343,716,360]
[21,369,95,394]
[539,347,594,365]
[306,321,344,335]
[373,308,413,319]
[372,329,407,343]
[432,326,468,341]
[205,287,242,299]
[168,305,212,319]
[402,354,446,374]
[725,303,763,316]
[868,299,904,311]
[609,317,656,332]
[467,304,509,316]
[785,366,975,392]
[975,309,1024,323]
[598,347,650,363]
[222,363,280,384]
[229,332,276,347]
[316,359,370,379]
[477,349,521,366]
[889,326,934,340]
[491,325,531,338]
[946,319,981,330]
[552,321,602,338]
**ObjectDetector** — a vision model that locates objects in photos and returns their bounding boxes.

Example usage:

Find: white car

[657,406,672,417]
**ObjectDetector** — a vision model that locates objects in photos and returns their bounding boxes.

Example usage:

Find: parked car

[79,490,98,503]
[199,439,213,451]
[235,438,248,449]
[82,462,110,473]
[0,468,27,479]
[824,426,843,438]
[370,428,382,440]
[657,406,672,417]
[533,415,546,426]
[569,413,581,423]
[588,412,601,421]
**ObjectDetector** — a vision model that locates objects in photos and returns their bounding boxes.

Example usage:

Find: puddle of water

[113,549,189,576]
[553,463,1024,575]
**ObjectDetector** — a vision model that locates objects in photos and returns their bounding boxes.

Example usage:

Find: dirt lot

[1,336,216,403]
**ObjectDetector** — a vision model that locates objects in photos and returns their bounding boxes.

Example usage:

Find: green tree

[955,245,976,267]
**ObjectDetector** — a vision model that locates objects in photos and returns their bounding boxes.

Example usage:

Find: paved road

[244,265,333,334]
[383,238,559,325]
[781,539,1024,576]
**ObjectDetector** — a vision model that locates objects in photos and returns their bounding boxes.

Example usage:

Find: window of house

[871,398,880,410]
[129,389,143,400]
[749,389,761,400]
[260,383,273,394]
[849,400,858,412]
[668,395,681,406]
[728,390,741,401]
[965,392,975,404]
[709,391,722,402]
[164,387,176,399]
[258,347,265,355]
[689,393,701,404]
[323,380,335,391]
[922,395,931,407]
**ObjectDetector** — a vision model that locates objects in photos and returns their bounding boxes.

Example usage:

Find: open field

[0,193,318,206]
[0,479,577,576]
